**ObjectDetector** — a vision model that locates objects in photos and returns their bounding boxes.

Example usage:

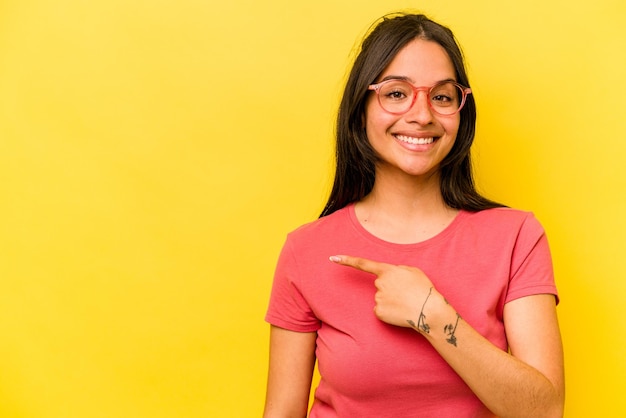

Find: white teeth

[396,135,434,145]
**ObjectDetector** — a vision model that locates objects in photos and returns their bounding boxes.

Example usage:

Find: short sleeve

[265,236,321,332]
[506,213,559,304]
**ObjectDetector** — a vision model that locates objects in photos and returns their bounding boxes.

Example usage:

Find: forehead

[379,38,456,84]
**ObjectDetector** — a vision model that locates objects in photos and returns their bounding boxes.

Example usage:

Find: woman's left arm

[426,292,564,418]
[330,255,565,418]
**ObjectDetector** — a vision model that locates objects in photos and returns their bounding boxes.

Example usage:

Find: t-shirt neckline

[345,202,468,250]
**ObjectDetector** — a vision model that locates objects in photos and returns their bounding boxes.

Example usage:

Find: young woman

[264,13,564,418]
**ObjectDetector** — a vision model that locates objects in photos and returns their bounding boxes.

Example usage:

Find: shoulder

[286,205,352,243]
[462,207,544,233]
[455,208,548,249]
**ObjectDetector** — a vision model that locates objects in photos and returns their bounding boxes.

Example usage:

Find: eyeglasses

[368,79,472,116]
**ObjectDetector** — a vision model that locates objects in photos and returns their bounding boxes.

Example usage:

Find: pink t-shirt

[266,205,558,417]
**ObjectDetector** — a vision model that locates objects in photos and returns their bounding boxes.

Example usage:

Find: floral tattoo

[444,313,461,347]
[407,287,433,334]
[407,288,462,347]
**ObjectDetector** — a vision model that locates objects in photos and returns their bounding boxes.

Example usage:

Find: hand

[329,255,437,329]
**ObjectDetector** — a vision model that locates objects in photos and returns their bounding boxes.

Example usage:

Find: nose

[405,90,434,125]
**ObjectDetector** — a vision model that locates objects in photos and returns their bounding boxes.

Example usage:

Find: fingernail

[329,256,341,263]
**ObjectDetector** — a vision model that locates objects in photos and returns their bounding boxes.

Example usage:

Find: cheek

[365,102,396,137]
[364,99,377,132]
[442,115,461,138]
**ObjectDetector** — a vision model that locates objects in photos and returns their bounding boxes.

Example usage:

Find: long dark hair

[320,13,503,217]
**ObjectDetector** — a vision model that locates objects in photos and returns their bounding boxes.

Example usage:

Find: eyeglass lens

[377,81,464,115]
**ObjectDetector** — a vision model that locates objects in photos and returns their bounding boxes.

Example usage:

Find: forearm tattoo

[407,287,462,347]
[407,287,433,334]
[444,313,461,347]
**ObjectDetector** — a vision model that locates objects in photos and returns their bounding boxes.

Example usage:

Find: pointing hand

[329,255,439,329]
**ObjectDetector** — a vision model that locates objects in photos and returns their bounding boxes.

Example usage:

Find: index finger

[329,255,389,275]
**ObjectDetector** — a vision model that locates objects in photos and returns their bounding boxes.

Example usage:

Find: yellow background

[1,0,624,416]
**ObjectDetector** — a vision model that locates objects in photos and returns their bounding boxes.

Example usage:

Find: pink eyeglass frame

[368,79,472,116]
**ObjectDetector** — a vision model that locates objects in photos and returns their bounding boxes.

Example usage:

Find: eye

[430,82,460,106]
[385,89,407,100]
[379,81,412,102]
[431,94,453,103]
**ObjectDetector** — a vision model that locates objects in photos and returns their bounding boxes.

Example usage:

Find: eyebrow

[379,75,413,83]
[377,75,457,84]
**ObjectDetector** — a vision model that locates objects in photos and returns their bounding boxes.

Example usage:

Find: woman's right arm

[263,325,317,418]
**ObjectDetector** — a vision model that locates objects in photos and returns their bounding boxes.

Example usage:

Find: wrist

[408,288,460,343]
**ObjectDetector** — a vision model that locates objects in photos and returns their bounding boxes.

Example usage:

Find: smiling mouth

[395,135,435,145]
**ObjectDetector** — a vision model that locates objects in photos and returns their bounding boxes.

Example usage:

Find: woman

[264,13,564,418]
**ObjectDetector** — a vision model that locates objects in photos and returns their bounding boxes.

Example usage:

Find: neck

[355,170,458,243]
[367,168,447,213]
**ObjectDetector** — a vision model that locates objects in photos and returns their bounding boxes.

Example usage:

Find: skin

[263,38,565,418]
[364,39,460,182]
[264,326,316,417]
[357,38,462,244]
